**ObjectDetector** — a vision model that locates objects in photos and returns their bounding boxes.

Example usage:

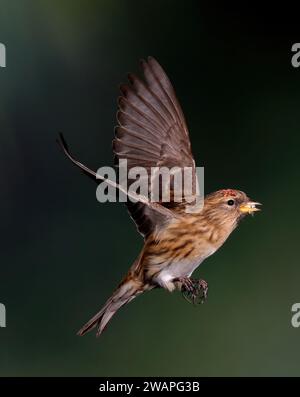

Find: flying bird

[57,56,261,337]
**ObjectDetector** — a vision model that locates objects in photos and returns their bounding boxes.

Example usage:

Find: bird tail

[77,275,144,337]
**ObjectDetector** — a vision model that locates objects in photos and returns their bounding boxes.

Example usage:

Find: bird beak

[239,201,262,214]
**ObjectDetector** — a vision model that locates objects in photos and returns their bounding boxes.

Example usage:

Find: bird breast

[142,216,221,280]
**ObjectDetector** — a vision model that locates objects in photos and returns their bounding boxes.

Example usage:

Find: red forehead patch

[221,189,237,197]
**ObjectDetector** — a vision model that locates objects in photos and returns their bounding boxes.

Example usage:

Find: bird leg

[175,277,208,304]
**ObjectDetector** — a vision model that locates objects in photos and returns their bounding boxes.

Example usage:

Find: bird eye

[227,199,235,206]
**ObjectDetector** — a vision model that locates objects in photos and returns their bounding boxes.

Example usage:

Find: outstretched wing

[57,133,177,227]
[113,57,197,238]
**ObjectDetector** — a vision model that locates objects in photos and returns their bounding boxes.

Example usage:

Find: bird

[57,56,261,337]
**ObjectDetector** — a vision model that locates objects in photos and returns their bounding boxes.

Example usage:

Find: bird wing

[57,133,177,225]
[113,57,197,238]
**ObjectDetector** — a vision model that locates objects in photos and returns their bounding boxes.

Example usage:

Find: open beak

[239,201,262,214]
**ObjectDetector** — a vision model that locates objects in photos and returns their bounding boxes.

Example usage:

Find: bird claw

[177,277,208,305]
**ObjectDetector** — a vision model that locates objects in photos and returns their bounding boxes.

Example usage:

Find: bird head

[204,189,261,227]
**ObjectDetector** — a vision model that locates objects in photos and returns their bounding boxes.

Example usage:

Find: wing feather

[114,57,197,238]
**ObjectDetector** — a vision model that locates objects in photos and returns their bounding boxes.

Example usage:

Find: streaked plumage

[58,57,261,337]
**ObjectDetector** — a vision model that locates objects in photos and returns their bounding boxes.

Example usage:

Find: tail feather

[77,277,143,337]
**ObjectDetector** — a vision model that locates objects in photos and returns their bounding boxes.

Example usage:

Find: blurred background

[0,0,300,376]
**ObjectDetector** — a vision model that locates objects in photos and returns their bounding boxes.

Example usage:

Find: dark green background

[0,1,299,376]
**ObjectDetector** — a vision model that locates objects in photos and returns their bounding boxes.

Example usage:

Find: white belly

[154,253,213,291]
[162,258,202,279]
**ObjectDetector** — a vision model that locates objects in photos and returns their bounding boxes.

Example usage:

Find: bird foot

[175,277,208,304]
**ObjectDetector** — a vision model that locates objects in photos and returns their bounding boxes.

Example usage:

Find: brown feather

[114,57,197,238]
